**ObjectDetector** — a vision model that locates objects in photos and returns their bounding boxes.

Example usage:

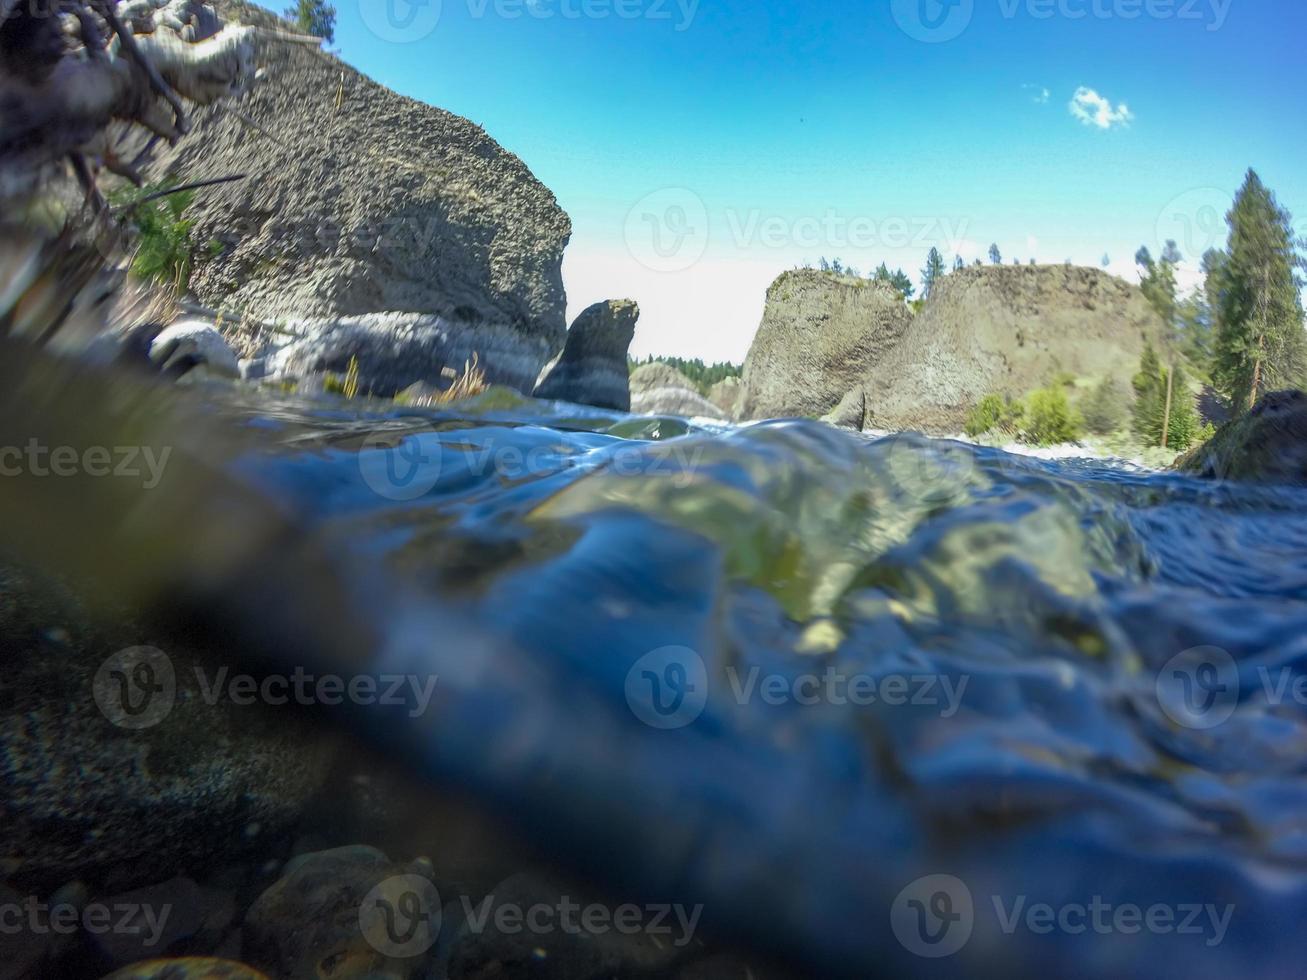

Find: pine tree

[988,244,1002,265]
[921,247,945,298]
[1132,343,1164,443]
[1137,242,1181,338]
[1162,362,1199,449]
[285,0,335,41]
[1213,170,1307,411]
[953,255,965,272]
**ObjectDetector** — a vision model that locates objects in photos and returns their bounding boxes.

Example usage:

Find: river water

[7,367,1307,978]
[204,385,1307,978]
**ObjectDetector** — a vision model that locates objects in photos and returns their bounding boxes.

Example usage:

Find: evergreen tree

[989,244,1002,265]
[1131,344,1199,448]
[1101,254,1111,267]
[1163,362,1199,449]
[953,255,965,272]
[1137,242,1181,338]
[921,247,946,298]
[873,263,915,300]
[1213,170,1306,410]
[285,0,335,41]
[1132,343,1164,442]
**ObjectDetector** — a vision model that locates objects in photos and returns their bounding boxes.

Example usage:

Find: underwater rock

[436,872,701,980]
[533,299,639,411]
[101,958,271,979]
[0,565,337,894]
[243,846,439,979]
[1176,389,1307,484]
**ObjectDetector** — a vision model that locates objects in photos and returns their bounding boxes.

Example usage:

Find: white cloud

[1069,87,1134,130]
[1023,84,1050,105]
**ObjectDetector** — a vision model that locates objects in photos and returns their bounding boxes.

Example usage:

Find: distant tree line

[628,355,743,393]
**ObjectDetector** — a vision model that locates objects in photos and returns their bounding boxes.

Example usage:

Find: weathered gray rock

[533,299,638,410]
[707,376,741,418]
[0,564,336,893]
[822,387,866,431]
[628,362,728,420]
[144,0,570,384]
[262,312,542,396]
[737,265,1172,433]
[150,319,240,379]
[859,265,1169,432]
[1176,389,1307,484]
[736,271,912,420]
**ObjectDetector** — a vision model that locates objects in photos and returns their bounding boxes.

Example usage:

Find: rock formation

[628,361,728,420]
[142,0,572,393]
[735,270,912,420]
[738,265,1170,432]
[1176,389,1307,484]
[533,299,639,410]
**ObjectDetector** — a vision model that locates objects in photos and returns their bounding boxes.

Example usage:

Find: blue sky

[312,0,1306,362]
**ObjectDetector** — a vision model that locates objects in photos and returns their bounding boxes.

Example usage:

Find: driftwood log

[0,0,317,207]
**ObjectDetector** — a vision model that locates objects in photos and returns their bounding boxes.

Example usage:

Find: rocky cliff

[735,270,912,420]
[738,265,1169,431]
[143,0,571,392]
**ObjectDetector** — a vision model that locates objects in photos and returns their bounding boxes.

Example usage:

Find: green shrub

[109,183,197,292]
[965,393,1026,438]
[1080,377,1127,435]
[1023,385,1083,446]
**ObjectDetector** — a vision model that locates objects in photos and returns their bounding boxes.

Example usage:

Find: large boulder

[735,270,912,420]
[144,0,571,393]
[256,312,540,396]
[628,362,727,420]
[861,264,1168,432]
[1176,389,1307,484]
[533,300,639,410]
